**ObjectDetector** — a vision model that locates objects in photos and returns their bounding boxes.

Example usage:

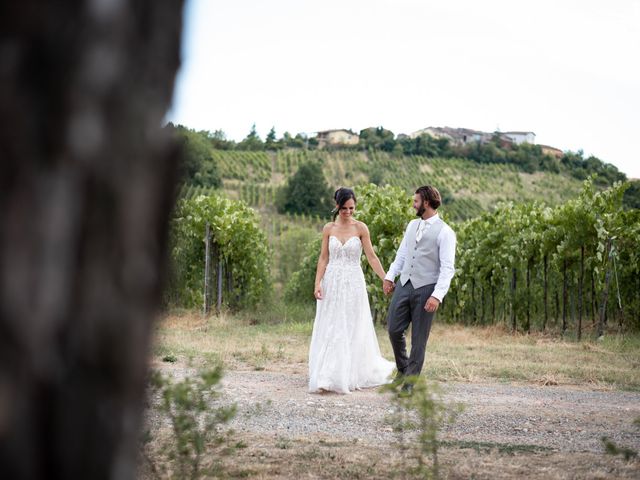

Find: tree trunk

[215,245,223,312]
[598,240,613,338]
[637,272,640,329]
[480,284,485,325]
[204,223,212,315]
[591,270,597,327]
[562,259,568,335]
[613,256,625,331]
[511,267,517,333]
[491,281,496,325]
[0,2,184,478]
[503,276,509,326]
[526,258,531,333]
[578,246,584,341]
[543,255,548,331]
[555,289,560,328]
[472,277,477,325]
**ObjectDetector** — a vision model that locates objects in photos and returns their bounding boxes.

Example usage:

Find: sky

[168,0,640,178]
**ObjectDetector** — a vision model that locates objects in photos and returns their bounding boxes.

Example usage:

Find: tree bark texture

[0,1,184,478]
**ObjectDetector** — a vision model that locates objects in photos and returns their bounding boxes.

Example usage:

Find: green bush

[284,237,321,305]
[382,376,461,479]
[354,184,414,322]
[276,159,333,217]
[171,124,222,188]
[277,225,318,284]
[142,365,237,479]
[167,194,271,309]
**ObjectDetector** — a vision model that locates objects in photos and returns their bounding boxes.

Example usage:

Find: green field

[178,149,599,296]
[205,149,585,222]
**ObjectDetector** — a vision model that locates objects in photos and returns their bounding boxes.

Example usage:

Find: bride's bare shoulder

[322,222,335,234]
[354,220,369,232]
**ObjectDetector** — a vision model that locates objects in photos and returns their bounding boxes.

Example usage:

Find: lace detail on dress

[327,236,362,268]
[308,235,395,394]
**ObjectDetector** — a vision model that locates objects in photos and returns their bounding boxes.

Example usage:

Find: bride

[308,187,395,394]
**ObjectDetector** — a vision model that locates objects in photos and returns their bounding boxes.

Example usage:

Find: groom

[383,185,456,385]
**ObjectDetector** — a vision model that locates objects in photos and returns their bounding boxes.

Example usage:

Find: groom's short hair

[415,185,442,209]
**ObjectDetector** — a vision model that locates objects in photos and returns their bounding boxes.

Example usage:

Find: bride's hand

[314,285,323,300]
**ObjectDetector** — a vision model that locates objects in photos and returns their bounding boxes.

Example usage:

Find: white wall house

[410,126,492,145]
[316,129,359,148]
[501,131,536,145]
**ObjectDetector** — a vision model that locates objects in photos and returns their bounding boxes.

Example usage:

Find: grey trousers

[386,281,436,377]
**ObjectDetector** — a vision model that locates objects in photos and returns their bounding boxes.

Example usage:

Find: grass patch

[441,439,554,455]
[422,324,640,390]
[153,309,640,390]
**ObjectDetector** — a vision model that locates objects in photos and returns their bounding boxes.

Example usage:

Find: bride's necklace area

[332,219,358,245]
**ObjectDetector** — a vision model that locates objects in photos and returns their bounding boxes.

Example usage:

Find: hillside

[177,148,590,291]
[202,149,586,222]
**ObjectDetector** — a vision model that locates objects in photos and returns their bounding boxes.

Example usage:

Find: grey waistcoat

[400,218,445,288]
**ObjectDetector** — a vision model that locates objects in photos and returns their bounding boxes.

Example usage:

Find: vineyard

[180,148,590,297]
[206,149,586,222]
[278,180,640,334]
[171,149,640,334]
[450,179,640,335]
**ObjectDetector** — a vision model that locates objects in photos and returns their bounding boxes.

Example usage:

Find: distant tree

[307,136,319,149]
[398,134,452,157]
[624,180,640,210]
[359,126,396,152]
[237,123,264,151]
[192,160,222,188]
[392,143,404,157]
[562,150,626,186]
[172,124,221,188]
[278,131,310,149]
[208,129,234,150]
[276,160,332,216]
[280,131,293,147]
[265,126,278,150]
[294,133,308,148]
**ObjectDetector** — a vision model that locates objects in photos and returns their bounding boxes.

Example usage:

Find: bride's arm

[359,223,386,281]
[314,224,332,300]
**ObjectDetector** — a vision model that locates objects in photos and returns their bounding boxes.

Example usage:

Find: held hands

[314,285,323,300]
[424,296,440,313]
[383,279,395,296]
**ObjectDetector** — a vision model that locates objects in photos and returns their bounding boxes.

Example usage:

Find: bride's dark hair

[333,187,356,221]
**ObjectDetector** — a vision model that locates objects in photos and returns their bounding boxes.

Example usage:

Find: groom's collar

[421,213,440,224]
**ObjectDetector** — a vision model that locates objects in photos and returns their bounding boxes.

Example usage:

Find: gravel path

[221,369,640,454]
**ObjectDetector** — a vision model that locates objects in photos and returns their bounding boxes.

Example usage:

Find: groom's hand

[383,279,395,295]
[424,296,440,312]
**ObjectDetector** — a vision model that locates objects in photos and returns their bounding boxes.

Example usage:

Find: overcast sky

[168,0,640,178]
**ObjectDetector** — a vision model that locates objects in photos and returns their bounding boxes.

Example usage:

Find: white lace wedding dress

[308,235,396,394]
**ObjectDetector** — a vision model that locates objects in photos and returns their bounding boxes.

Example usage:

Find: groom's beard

[416,205,426,217]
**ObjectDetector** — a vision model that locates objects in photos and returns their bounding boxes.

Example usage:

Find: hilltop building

[409,127,492,145]
[501,131,536,145]
[539,144,564,158]
[411,126,537,146]
[316,129,359,148]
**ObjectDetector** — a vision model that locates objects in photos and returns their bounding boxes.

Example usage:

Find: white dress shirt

[385,213,456,302]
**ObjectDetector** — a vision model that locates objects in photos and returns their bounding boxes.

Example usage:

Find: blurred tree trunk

[0,1,184,478]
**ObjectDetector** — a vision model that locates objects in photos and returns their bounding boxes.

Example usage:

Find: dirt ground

[145,361,640,479]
